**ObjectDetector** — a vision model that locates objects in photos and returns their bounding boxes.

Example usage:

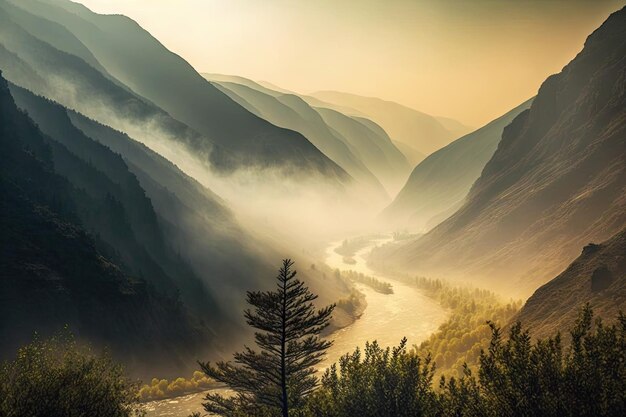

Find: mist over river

[145,237,448,416]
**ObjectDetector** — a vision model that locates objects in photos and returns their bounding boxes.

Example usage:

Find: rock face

[381,98,533,232]
[516,228,625,340]
[374,7,626,296]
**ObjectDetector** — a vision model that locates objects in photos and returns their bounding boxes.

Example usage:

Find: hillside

[207,74,412,195]
[211,80,388,198]
[309,90,471,156]
[10,0,349,179]
[372,8,626,296]
[516,228,626,339]
[0,71,212,378]
[381,98,533,231]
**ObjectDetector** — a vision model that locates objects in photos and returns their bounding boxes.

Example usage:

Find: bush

[303,307,626,417]
[0,332,143,417]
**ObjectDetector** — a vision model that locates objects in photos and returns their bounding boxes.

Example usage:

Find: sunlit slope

[516,228,626,340]
[381,98,533,232]
[0,72,212,379]
[0,2,233,170]
[373,8,626,296]
[211,80,388,199]
[12,0,349,179]
[309,90,471,155]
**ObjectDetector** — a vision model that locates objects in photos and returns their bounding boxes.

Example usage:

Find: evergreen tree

[199,259,335,417]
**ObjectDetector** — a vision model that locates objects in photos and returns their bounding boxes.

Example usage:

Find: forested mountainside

[9,84,219,317]
[373,7,626,296]
[381,98,533,231]
[515,228,625,340]
[0,72,212,378]
[6,0,350,178]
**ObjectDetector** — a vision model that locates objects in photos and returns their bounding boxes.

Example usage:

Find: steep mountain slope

[373,8,626,296]
[381,98,533,231]
[9,84,220,318]
[314,107,411,194]
[0,2,234,170]
[211,80,388,198]
[309,90,470,155]
[63,109,284,312]
[12,0,349,179]
[0,71,210,378]
[207,74,412,195]
[516,228,626,339]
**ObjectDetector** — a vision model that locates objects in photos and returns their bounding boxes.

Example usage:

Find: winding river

[145,237,448,416]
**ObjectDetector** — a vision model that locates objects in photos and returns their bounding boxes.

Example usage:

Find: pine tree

[199,259,335,417]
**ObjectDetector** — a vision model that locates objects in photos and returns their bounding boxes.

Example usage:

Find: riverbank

[145,236,449,416]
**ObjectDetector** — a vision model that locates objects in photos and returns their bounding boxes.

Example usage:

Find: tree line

[2,260,624,417]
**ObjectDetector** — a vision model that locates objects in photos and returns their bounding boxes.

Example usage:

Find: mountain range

[371,7,626,297]
[308,90,474,159]
[206,74,413,196]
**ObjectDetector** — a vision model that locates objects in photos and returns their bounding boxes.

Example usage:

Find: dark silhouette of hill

[10,0,350,179]
[64,108,283,318]
[0,71,211,379]
[373,8,626,296]
[9,84,220,318]
[381,98,533,231]
[516,228,626,339]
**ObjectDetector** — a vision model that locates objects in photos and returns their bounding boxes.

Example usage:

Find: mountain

[309,90,472,156]
[0,0,236,170]
[371,8,626,297]
[210,80,388,198]
[516,228,626,339]
[0,71,211,378]
[3,77,360,374]
[381,98,533,232]
[206,74,412,195]
[9,0,349,180]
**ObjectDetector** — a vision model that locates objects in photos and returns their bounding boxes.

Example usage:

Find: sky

[78,0,624,127]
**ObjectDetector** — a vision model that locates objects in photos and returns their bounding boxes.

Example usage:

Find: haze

[76,0,621,126]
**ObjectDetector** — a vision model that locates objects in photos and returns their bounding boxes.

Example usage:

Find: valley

[144,236,449,417]
[0,1,624,416]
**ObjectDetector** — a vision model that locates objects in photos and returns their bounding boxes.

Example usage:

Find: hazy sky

[78,0,623,126]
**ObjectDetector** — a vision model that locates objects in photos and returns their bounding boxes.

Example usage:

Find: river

[145,236,448,416]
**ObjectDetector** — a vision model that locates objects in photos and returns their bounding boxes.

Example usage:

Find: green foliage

[0,332,144,417]
[341,270,393,294]
[138,371,214,401]
[307,338,438,417]
[409,276,521,378]
[199,260,335,417]
[335,288,366,316]
[440,304,626,416]
[303,306,626,417]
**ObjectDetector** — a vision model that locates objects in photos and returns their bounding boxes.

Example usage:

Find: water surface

[146,237,447,416]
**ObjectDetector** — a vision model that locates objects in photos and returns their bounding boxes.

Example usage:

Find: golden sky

[78,0,624,126]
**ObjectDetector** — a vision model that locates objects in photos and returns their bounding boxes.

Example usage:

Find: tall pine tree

[199,259,335,417]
